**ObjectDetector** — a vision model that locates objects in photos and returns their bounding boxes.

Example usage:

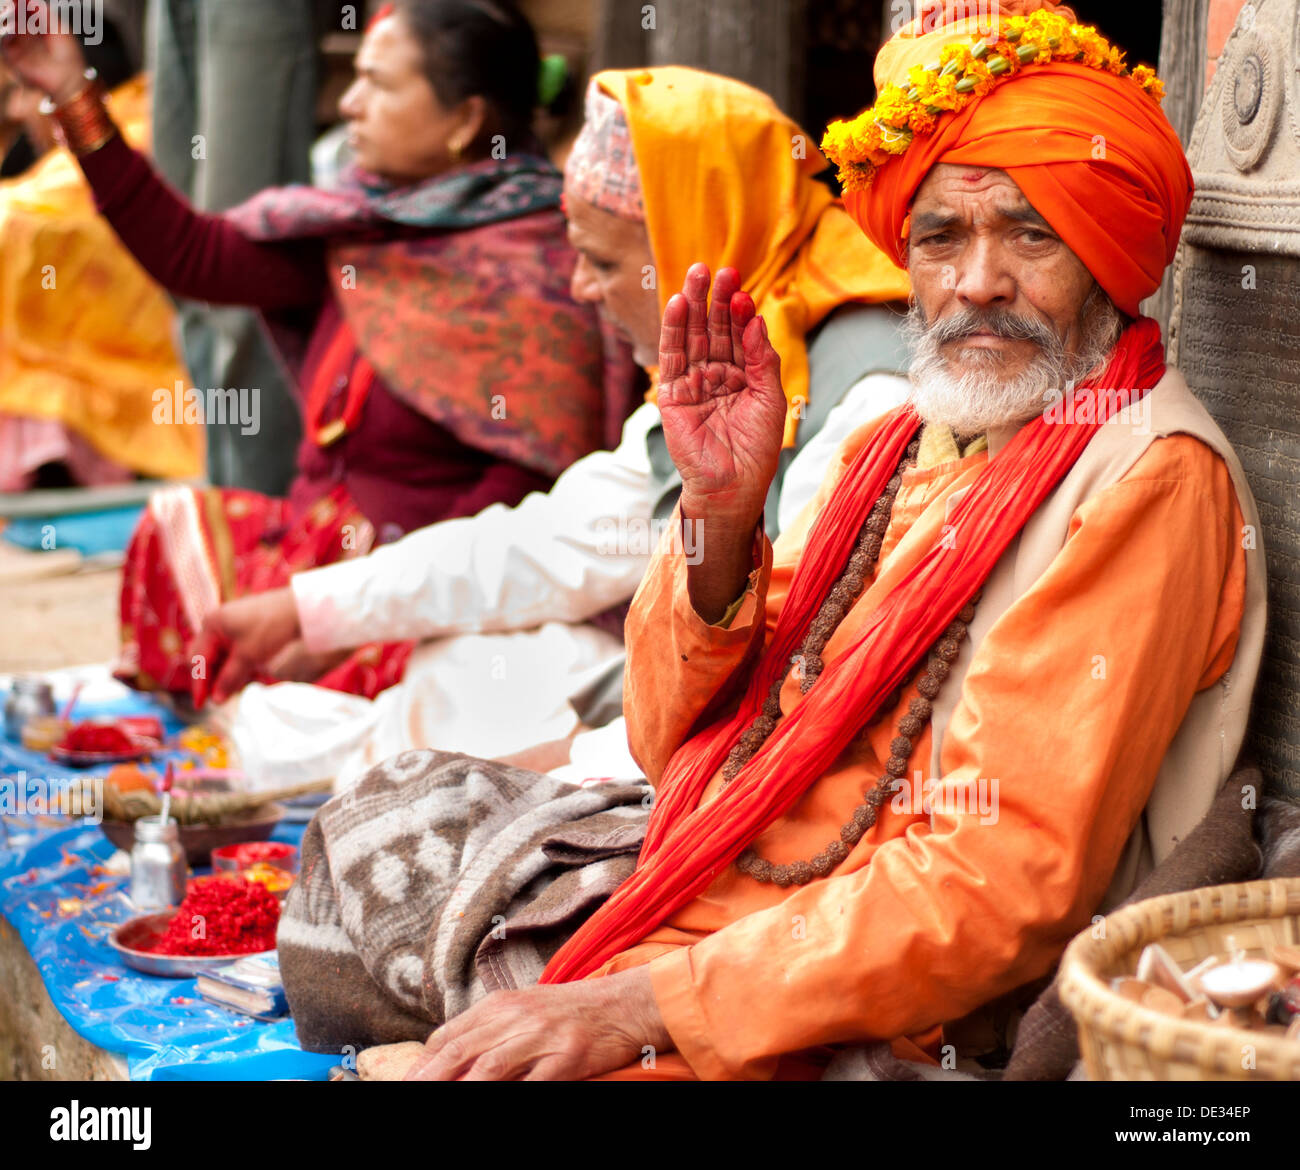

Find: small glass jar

[129,816,188,910]
[4,677,55,741]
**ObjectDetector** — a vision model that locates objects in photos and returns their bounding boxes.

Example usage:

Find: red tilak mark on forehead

[961,170,988,182]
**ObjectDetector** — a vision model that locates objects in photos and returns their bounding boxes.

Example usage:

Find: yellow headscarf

[589,67,910,446]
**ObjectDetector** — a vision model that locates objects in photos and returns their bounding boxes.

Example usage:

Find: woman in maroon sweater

[2,0,630,701]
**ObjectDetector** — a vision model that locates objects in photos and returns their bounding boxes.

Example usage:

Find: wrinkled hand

[190,587,301,707]
[405,966,670,1081]
[0,1,88,102]
[657,263,787,532]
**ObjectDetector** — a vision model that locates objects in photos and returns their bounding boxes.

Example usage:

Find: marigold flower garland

[821,11,1166,192]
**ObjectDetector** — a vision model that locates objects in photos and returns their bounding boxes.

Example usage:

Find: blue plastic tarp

[1,505,144,557]
[1,689,336,1081]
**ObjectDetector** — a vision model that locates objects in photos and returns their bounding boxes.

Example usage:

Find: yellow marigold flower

[1072,27,1107,68]
[965,58,994,90]
[939,43,974,72]
[928,73,962,110]
[877,120,913,153]
[1032,10,1071,39]
[821,19,1154,193]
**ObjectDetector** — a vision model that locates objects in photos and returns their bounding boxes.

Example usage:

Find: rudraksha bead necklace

[716,430,983,887]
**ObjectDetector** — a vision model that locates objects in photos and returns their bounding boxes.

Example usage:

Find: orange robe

[598,420,1246,1080]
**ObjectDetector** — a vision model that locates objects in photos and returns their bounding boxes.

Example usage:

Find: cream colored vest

[925,366,1268,912]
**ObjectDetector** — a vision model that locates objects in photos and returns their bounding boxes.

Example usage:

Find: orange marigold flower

[1129,64,1165,103]
[906,105,938,135]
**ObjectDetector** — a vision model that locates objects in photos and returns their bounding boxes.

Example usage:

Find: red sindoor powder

[145,875,280,956]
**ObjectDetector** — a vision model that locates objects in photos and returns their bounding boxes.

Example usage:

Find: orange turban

[839,0,1192,317]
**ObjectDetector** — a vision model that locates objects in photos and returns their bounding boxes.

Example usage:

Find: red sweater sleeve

[78,131,324,309]
[427,457,553,525]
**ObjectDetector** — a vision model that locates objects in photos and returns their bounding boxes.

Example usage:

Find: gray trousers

[146,0,316,495]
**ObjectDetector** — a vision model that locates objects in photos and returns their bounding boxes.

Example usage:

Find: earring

[449,139,463,163]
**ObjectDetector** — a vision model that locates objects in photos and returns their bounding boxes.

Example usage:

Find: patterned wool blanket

[277,750,650,1054]
[279,752,1289,1077]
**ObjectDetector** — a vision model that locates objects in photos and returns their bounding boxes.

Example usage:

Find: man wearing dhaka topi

[278,1,1266,1080]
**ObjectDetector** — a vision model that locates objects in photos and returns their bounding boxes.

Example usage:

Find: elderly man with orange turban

[293,2,1268,1081]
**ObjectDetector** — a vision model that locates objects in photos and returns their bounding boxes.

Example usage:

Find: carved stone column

[1168,0,1300,798]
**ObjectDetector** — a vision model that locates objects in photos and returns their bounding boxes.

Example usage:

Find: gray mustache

[927,309,1059,349]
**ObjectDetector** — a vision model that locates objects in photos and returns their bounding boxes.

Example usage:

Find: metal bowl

[109,911,274,978]
[99,802,287,865]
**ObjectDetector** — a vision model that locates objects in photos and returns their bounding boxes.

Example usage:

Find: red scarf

[542,316,1167,984]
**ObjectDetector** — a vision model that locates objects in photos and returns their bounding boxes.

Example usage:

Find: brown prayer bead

[935,638,961,663]
[725,431,984,882]
[898,713,924,738]
[788,861,814,886]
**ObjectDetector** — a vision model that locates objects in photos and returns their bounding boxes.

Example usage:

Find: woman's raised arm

[78,132,324,309]
[2,0,322,308]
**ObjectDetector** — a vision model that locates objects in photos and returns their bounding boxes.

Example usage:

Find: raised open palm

[657,264,788,527]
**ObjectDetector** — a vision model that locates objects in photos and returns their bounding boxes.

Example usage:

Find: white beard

[902,290,1123,434]
[906,349,1064,434]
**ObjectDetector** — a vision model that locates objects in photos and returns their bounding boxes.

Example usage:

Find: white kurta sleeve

[292,402,662,652]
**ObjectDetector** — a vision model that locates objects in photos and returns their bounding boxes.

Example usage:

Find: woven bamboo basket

[1058,877,1300,1080]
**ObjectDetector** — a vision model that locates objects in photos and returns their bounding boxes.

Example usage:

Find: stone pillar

[1167,0,1300,798]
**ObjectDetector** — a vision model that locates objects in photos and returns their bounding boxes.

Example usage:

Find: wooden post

[591,0,650,71]
[643,0,806,120]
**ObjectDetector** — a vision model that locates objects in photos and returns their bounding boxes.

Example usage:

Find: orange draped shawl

[589,67,911,446]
